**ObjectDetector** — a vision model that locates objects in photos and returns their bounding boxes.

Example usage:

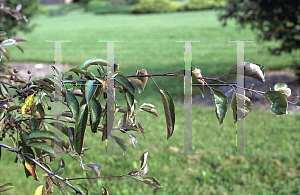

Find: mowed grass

[0,7,300,194]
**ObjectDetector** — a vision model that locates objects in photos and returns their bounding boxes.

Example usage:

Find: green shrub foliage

[131,0,179,14]
[181,0,227,11]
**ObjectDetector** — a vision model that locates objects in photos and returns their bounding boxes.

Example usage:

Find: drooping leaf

[192,71,204,97]
[66,91,79,119]
[115,74,135,95]
[136,69,148,91]
[132,176,163,188]
[210,88,228,125]
[85,80,98,103]
[231,93,253,121]
[83,163,101,177]
[0,183,14,193]
[137,121,146,139]
[25,161,39,182]
[74,184,88,195]
[29,118,40,133]
[53,157,65,176]
[26,131,59,141]
[36,103,45,116]
[228,62,265,83]
[263,91,287,115]
[26,141,56,154]
[139,103,158,117]
[112,135,127,154]
[74,104,89,154]
[89,97,101,133]
[0,39,16,47]
[118,112,128,129]
[85,170,94,188]
[129,79,144,94]
[21,94,35,114]
[0,83,9,98]
[127,132,137,147]
[159,89,175,139]
[125,89,134,109]
[140,151,148,169]
[102,186,109,195]
[51,66,61,80]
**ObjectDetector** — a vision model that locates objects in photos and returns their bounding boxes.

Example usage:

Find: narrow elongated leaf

[26,131,59,141]
[136,69,148,90]
[74,184,88,195]
[21,94,35,114]
[140,151,148,169]
[231,93,253,121]
[115,74,135,95]
[66,91,79,119]
[112,135,127,154]
[85,80,98,103]
[30,118,39,133]
[127,132,137,147]
[263,91,287,115]
[74,104,89,154]
[125,89,134,109]
[0,39,16,47]
[132,176,163,188]
[140,103,158,117]
[26,141,55,154]
[51,66,61,80]
[228,62,265,83]
[89,97,101,133]
[192,71,204,97]
[0,83,9,97]
[159,89,175,139]
[137,121,146,139]
[36,103,45,116]
[83,163,101,177]
[25,161,39,182]
[0,183,14,192]
[210,88,228,125]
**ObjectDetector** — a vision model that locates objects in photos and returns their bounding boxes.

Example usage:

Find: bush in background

[180,0,227,11]
[85,0,131,14]
[131,0,179,14]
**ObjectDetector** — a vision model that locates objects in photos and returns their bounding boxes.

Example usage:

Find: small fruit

[26,126,30,130]
[50,98,55,102]
[103,92,107,99]
[27,70,31,74]
[48,106,52,110]
[10,75,15,80]
[13,68,18,73]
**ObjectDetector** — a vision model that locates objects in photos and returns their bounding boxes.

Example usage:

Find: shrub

[124,0,141,5]
[181,0,227,11]
[131,0,179,14]
[85,0,113,13]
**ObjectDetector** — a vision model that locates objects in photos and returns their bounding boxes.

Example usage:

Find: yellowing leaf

[25,161,39,182]
[34,185,48,195]
[21,94,35,114]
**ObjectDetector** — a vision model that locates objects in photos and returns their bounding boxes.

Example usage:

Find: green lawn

[0,7,299,195]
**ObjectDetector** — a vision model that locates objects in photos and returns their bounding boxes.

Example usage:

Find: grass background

[0,4,299,195]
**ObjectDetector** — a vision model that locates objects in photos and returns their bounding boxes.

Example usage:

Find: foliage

[124,0,141,5]
[131,0,179,14]
[179,0,227,11]
[85,0,132,14]
[218,0,300,55]
[0,0,41,38]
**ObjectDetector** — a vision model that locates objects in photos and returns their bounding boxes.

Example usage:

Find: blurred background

[0,0,299,194]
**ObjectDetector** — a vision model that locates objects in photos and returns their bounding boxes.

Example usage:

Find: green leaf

[84,58,110,69]
[89,97,101,133]
[159,89,175,139]
[51,66,61,80]
[192,71,204,97]
[48,122,74,138]
[74,104,89,154]
[69,67,95,80]
[274,83,288,90]
[30,118,39,133]
[210,88,228,125]
[231,93,253,121]
[140,103,158,117]
[263,91,287,115]
[85,80,98,103]
[26,141,56,154]
[296,100,300,106]
[274,83,291,97]
[0,183,14,192]
[26,130,59,141]
[37,103,45,116]
[125,89,134,109]
[102,186,109,195]
[112,135,127,154]
[66,91,79,119]
[132,176,163,188]
[129,79,144,94]
[0,83,9,97]
[74,184,88,195]
[85,170,94,188]
[115,74,135,95]
[228,62,265,83]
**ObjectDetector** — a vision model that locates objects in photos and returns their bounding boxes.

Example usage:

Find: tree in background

[218,0,300,55]
[0,0,42,38]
